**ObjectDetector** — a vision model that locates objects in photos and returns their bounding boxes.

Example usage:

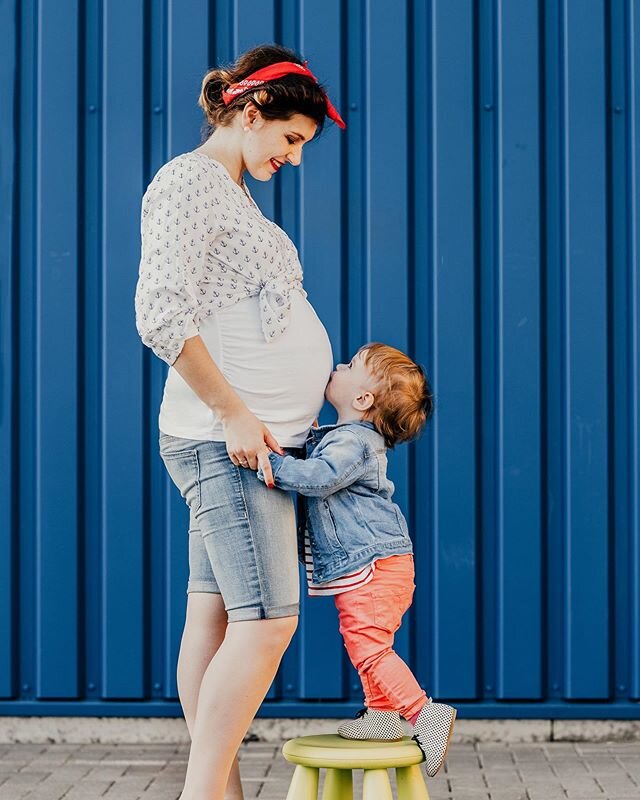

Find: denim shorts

[159,433,303,622]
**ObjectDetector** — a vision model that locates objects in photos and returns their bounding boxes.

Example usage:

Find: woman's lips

[270,158,283,171]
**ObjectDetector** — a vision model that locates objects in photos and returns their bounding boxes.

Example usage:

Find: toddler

[257,343,456,777]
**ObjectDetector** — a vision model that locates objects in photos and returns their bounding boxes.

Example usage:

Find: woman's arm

[135,162,283,485]
[173,335,284,485]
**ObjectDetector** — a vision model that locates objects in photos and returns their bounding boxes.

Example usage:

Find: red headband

[221,60,346,130]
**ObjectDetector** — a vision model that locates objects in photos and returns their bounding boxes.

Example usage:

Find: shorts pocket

[160,447,202,514]
[159,433,205,456]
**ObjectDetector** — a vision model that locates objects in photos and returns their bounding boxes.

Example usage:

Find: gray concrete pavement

[1,739,640,800]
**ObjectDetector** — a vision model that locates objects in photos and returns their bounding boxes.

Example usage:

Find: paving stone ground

[0,740,639,799]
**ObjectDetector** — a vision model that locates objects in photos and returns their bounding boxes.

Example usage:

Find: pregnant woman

[134,44,345,799]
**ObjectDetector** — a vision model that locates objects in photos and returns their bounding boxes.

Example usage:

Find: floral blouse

[134,152,307,366]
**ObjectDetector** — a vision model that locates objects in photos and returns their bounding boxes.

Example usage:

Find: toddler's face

[325,349,376,408]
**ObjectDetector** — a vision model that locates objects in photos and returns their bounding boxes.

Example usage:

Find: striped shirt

[303,530,376,596]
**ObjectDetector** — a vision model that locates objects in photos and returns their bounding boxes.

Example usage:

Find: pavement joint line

[69,759,173,766]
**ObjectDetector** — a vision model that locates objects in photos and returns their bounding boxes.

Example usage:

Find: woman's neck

[196,130,245,185]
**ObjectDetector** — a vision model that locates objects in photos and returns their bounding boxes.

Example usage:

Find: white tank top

[159,289,333,447]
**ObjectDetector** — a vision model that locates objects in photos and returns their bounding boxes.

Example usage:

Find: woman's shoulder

[144,151,228,198]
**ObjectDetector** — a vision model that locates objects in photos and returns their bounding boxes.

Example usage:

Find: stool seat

[282,734,430,799]
[283,734,425,770]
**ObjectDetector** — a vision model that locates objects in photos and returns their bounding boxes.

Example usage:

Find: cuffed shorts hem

[227,602,300,623]
[186,581,222,594]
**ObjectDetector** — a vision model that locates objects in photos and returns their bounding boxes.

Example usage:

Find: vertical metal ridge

[82,0,105,706]
[494,0,543,700]
[100,0,145,699]
[429,1,477,699]
[479,0,496,703]
[561,0,609,699]
[626,0,640,700]
[543,0,564,704]
[0,0,19,699]
[610,0,629,704]
[17,0,38,708]
[35,0,81,698]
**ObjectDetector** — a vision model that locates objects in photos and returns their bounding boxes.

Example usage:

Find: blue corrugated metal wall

[1,0,639,719]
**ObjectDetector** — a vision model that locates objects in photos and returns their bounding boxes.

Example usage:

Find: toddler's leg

[334,570,427,720]
[334,556,457,778]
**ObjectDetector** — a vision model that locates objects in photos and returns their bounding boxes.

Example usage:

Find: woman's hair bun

[198,66,235,127]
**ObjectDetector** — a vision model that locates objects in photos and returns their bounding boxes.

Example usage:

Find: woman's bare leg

[177,592,243,799]
[179,615,298,800]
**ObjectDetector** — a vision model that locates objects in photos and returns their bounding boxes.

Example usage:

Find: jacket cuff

[268,451,286,480]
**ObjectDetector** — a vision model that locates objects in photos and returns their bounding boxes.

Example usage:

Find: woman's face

[241,104,318,181]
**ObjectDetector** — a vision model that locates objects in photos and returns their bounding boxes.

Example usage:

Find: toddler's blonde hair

[359,343,434,448]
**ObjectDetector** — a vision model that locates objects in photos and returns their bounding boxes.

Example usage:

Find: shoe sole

[338,732,405,742]
[427,708,457,777]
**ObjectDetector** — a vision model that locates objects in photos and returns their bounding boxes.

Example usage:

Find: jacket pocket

[321,498,345,551]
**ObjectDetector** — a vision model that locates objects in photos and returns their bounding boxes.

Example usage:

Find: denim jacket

[257,420,413,583]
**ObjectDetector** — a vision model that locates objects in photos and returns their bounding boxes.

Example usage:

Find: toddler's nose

[336,363,347,371]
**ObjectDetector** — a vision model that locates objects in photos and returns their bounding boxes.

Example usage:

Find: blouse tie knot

[258,276,293,341]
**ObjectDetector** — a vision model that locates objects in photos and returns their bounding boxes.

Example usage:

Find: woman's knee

[258,614,298,648]
[229,614,298,651]
[269,613,298,640]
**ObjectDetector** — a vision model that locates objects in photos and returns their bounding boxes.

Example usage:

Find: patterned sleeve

[134,157,209,366]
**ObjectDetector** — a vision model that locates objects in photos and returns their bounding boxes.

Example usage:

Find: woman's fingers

[228,448,263,472]
[264,429,285,455]
[257,449,274,487]
[227,447,248,468]
[227,448,241,466]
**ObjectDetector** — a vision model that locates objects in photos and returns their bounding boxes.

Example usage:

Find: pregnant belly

[202,290,334,432]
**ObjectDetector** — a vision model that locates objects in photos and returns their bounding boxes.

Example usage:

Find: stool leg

[396,765,430,799]
[362,768,393,800]
[321,768,353,800]
[286,764,319,800]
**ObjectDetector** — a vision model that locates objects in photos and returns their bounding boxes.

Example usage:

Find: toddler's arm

[257,430,366,498]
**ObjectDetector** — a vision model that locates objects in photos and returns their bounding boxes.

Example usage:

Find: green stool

[282,734,430,799]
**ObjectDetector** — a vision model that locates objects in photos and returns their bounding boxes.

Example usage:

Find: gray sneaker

[337,707,405,741]
[411,701,457,776]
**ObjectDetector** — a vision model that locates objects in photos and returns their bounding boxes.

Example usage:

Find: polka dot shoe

[411,701,457,777]
[337,707,405,741]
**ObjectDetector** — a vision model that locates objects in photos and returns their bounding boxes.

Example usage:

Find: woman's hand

[222,405,284,486]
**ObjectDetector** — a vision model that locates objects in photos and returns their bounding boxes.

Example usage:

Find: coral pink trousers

[334,554,428,720]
